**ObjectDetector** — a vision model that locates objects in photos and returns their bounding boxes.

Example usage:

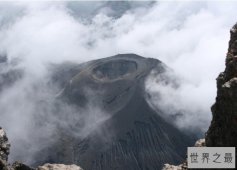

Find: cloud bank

[0,1,236,164]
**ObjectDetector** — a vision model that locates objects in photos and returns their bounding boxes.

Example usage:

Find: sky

[0,0,236,164]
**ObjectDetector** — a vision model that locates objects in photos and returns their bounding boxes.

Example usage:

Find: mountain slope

[33,54,195,170]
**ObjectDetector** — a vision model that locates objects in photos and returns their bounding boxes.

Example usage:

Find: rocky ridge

[205,23,237,146]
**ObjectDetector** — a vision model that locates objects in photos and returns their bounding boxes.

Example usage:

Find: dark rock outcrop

[36,54,195,170]
[206,23,237,147]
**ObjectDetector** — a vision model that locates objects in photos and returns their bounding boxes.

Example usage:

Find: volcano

[31,54,194,170]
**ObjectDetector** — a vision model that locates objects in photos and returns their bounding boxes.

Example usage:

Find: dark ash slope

[34,54,194,170]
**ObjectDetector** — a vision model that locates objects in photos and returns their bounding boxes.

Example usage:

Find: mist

[0,1,236,165]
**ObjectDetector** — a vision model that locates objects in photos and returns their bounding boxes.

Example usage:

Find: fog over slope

[0,1,236,164]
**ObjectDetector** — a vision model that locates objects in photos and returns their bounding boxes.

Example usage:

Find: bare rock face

[194,138,205,147]
[205,23,237,147]
[37,164,83,170]
[162,164,184,170]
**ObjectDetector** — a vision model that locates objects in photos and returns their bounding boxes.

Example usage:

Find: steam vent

[32,54,194,170]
